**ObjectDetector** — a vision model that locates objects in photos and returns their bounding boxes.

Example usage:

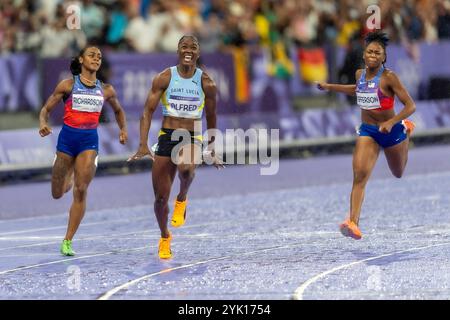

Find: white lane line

[292,241,450,300]
[0,246,149,275]
[0,218,266,252]
[0,204,151,224]
[97,244,293,300]
[0,216,150,236]
[0,236,62,241]
[0,219,283,272]
[0,230,151,252]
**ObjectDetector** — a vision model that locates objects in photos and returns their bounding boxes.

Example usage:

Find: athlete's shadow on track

[350,250,417,266]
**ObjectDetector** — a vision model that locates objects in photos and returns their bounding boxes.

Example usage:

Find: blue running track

[1,145,450,299]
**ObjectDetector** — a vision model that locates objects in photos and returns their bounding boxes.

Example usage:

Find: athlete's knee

[353,168,370,184]
[154,195,169,207]
[73,183,89,200]
[52,190,64,199]
[178,168,195,181]
[391,169,404,179]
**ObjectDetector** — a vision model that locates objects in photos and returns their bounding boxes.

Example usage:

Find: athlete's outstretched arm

[316,69,362,96]
[104,84,128,144]
[39,79,73,137]
[317,82,356,95]
[128,69,170,161]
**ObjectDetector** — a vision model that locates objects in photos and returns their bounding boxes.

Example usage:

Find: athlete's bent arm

[385,72,416,124]
[202,72,217,142]
[104,84,128,144]
[39,79,72,137]
[202,72,224,169]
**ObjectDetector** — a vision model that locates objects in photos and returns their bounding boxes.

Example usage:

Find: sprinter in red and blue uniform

[317,31,416,240]
[39,46,128,256]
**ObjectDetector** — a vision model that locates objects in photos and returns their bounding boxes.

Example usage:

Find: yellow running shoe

[171,199,187,227]
[158,233,172,259]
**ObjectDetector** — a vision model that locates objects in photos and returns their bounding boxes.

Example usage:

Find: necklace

[80,75,96,85]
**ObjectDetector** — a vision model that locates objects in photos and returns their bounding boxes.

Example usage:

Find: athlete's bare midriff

[361,108,396,125]
[162,115,202,133]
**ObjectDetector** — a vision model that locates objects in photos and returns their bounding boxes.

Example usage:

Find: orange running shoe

[339,219,362,240]
[402,119,415,136]
[171,199,187,227]
[158,233,172,259]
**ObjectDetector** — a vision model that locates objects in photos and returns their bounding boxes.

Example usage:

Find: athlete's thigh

[152,155,177,196]
[73,150,98,186]
[383,138,408,169]
[176,143,202,166]
[52,152,75,192]
[352,136,380,171]
[177,143,200,173]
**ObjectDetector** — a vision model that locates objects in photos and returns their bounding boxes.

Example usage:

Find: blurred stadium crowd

[1,0,449,57]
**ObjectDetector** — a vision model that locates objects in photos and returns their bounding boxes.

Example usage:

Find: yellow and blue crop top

[161,66,205,119]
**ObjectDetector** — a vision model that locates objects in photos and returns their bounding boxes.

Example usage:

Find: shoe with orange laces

[339,219,362,240]
[158,233,172,259]
[171,198,187,227]
[402,119,415,136]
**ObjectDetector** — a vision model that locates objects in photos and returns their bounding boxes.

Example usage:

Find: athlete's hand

[203,149,225,170]
[39,124,52,137]
[119,129,128,145]
[316,81,329,91]
[127,145,154,162]
[378,120,394,134]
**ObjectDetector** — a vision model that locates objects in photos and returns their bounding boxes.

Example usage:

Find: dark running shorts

[154,128,203,157]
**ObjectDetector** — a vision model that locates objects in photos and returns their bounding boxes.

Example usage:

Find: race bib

[72,93,104,113]
[356,91,381,110]
[167,96,201,118]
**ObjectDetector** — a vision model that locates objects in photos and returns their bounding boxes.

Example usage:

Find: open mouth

[183,55,193,62]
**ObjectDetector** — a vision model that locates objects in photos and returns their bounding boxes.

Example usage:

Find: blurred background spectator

[1,0,449,56]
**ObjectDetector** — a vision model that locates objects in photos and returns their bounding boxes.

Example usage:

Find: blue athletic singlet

[160,66,205,119]
[356,66,394,111]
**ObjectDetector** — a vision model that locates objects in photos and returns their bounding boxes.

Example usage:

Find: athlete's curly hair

[364,31,389,65]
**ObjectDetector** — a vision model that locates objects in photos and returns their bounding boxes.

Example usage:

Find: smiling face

[177,37,200,67]
[79,47,102,73]
[363,42,386,69]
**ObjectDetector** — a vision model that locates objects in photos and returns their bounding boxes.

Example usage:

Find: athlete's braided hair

[364,31,389,65]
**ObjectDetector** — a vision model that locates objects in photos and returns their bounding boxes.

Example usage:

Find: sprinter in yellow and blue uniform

[128,35,223,259]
